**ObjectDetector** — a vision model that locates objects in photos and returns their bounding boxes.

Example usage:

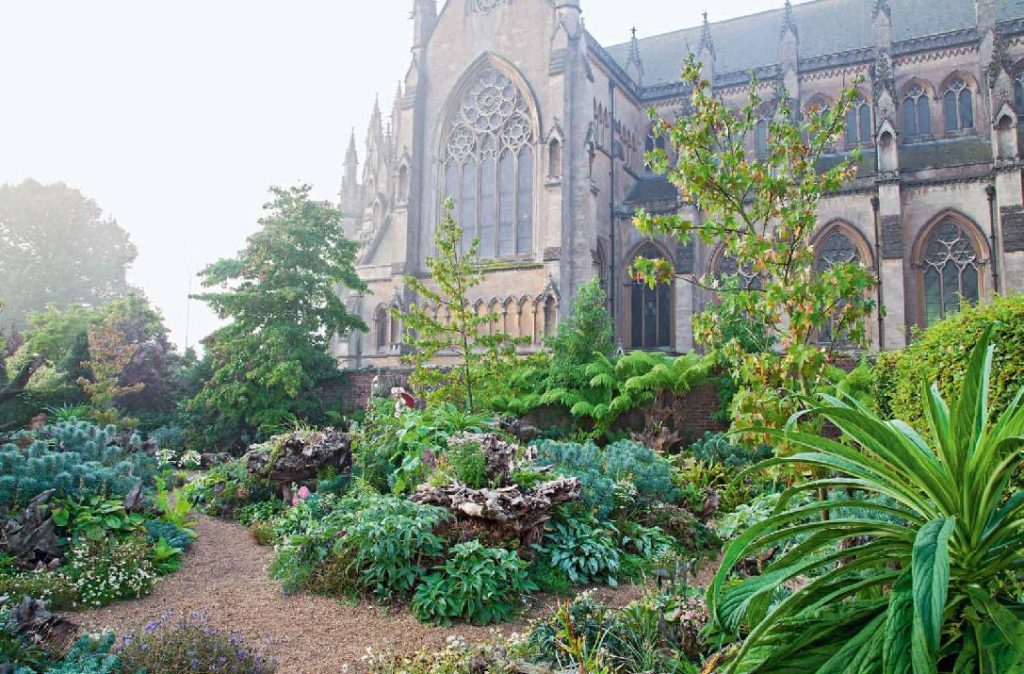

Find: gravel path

[69,514,656,673]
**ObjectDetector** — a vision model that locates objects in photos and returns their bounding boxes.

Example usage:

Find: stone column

[996,168,1024,293]
[875,181,908,347]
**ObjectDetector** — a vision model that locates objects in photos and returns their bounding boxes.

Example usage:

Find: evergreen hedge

[873,293,1024,430]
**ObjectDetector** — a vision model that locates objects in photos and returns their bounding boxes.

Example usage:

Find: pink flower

[297,486,311,501]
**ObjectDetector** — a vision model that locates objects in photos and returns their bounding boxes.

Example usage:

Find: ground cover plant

[0,418,197,612]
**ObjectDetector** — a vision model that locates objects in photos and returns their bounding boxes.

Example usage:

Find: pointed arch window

[814,227,863,344]
[629,244,672,349]
[442,64,535,258]
[755,119,770,160]
[920,219,982,326]
[845,97,872,146]
[902,85,931,139]
[374,307,390,350]
[943,78,974,132]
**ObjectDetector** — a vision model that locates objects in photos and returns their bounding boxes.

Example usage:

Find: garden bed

[70,513,663,674]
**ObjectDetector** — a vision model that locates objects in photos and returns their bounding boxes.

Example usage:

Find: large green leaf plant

[708,328,1024,673]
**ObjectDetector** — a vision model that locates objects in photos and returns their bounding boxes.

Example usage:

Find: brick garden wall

[674,382,730,440]
[321,368,414,415]
[324,368,727,446]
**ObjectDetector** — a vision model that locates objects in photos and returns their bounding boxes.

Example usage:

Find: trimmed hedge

[874,294,1024,430]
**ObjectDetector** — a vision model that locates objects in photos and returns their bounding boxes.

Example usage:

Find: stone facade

[332,0,1024,368]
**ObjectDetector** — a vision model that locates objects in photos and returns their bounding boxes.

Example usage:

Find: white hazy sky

[0,0,807,351]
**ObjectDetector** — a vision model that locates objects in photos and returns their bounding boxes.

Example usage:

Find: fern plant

[541,351,710,436]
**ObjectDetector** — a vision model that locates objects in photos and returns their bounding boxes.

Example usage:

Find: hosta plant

[708,328,1024,673]
[535,516,621,587]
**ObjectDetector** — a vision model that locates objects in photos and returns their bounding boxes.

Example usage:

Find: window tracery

[814,228,863,344]
[943,78,974,132]
[470,0,507,14]
[442,64,534,258]
[902,84,930,139]
[630,244,672,349]
[845,97,872,147]
[921,220,982,325]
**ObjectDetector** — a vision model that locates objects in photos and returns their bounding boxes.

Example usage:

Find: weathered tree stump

[411,476,580,547]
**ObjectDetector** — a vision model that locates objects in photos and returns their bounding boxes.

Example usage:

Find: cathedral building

[333,0,1024,368]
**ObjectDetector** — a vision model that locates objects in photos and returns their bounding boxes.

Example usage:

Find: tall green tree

[188,185,366,449]
[543,278,615,391]
[398,200,522,411]
[0,180,137,331]
[634,57,878,437]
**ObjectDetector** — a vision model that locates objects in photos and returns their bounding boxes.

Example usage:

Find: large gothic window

[630,244,672,349]
[902,85,931,139]
[442,64,535,258]
[943,78,974,132]
[920,220,982,326]
[814,227,863,344]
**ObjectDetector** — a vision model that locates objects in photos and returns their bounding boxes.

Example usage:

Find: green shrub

[148,425,185,452]
[184,459,274,517]
[0,570,77,611]
[534,439,678,518]
[269,493,449,602]
[118,612,275,674]
[873,293,1024,430]
[526,561,573,596]
[534,515,621,587]
[411,541,536,625]
[145,519,196,552]
[524,588,706,674]
[442,440,488,489]
[237,500,286,527]
[46,633,121,674]
[334,496,449,601]
[67,536,156,607]
[688,432,772,468]
[0,420,156,509]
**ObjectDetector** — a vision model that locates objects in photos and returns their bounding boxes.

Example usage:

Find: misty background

[0,0,804,351]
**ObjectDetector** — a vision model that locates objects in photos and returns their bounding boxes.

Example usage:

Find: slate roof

[603,0,1024,88]
[623,173,679,208]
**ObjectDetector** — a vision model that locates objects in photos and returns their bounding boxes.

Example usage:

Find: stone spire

[624,27,644,85]
[343,129,358,190]
[369,95,383,143]
[780,0,798,41]
[778,0,800,107]
[340,129,362,239]
[697,12,716,85]
[871,0,897,127]
[698,12,715,60]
